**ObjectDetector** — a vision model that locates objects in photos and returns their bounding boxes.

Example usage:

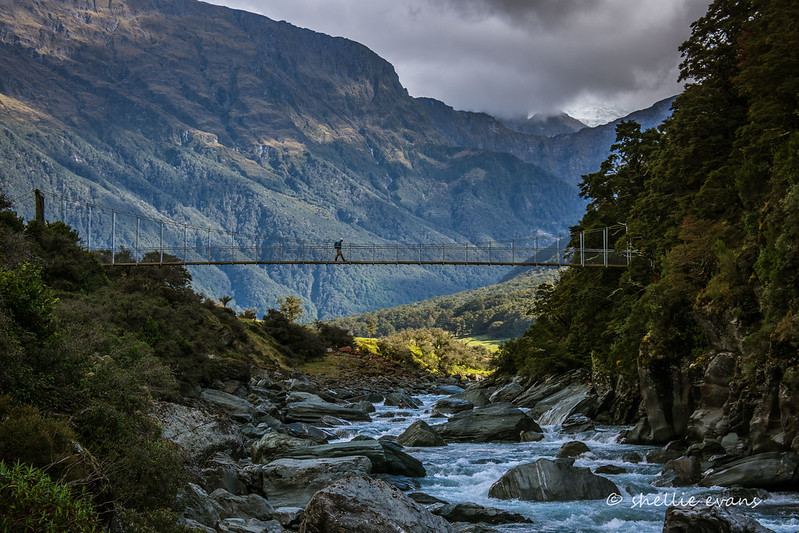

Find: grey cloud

[211,0,710,120]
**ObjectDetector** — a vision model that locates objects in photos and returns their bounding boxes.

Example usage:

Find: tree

[278,295,304,323]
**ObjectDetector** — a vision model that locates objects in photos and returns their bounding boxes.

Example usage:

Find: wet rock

[653,456,702,487]
[431,502,533,525]
[561,414,596,434]
[556,440,591,458]
[686,439,726,460]
[646,440,688,463]
[699,451,799,490]
[178,518,215,533]
[663,504,775,533]
[488,458,619,501]
[348,400,376,413]
[397,420,446,447]
[686,353,736,442]
[209,488,275,520]
[154,401,243,463]
[384,391,423,409]
[373,473,421,491]
[275,438,426,477]
[620,417,652,444]
[453,389,490,407]
[488,382,524,404]
[250,430,317,464]
[433,397,474,415]
[285,400,371,424]
[520,430,545,442]
[595,465,627,475]
[260,456,372,508]
[514,370,590,408]
[637,353,696,443]
[436,403,542,443]
[299,476,454,533]
[437,384,465,395]
[622,452,642,463]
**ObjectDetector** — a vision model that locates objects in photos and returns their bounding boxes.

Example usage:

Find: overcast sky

[207,0,710,124]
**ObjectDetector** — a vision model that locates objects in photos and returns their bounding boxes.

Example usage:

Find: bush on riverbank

[376,328,491,376]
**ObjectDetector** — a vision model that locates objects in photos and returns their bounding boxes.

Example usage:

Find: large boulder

[653,456,702,487]
[488,382,524,404]
[299,476,454,533]
[285,400,371,424]
[154,401,243,463]
[699,452,799,490]
[556,441,591,459]
[397,420,446,447]
[274,438,426,477]
[433,397,474,415]
[686,353,736,442]
[259,456,372,508]
[636,348,697,443]
[663,504,775,533]
[453,389,490,407]
[436,403,541,443]
[202,452,246,495]
[488,458,619,501]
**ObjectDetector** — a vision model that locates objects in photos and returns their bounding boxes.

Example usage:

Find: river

[333,394,799,532]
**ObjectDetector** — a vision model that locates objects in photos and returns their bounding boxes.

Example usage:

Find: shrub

[261,309,326,361]
[0,461,101,532]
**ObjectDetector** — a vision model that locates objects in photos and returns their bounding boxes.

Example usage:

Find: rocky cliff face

[625,306,799,457]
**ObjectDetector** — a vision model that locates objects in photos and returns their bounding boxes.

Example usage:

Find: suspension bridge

[25,189,631,268]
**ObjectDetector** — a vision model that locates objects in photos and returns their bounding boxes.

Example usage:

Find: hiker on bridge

[334,238,346,262]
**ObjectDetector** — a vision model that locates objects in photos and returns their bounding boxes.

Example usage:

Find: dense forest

[329,268,557,339]
[497,0,799,387]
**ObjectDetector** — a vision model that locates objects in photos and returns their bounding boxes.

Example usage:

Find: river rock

[284,400,371,423]
[436,403,542,443]
[251,430,317,464]
[663,504,776,533]
[348,400,376,413]
[636,352,696,443]
[699,451,799,489]
[686,353,736,442]
[646,440,688,463]
[259,456,372,508]
[408,492,449,505]
[384,391,423,409]
[437,384,465,395]
[653,456,702,487]
[154,401,244,463]
[520,430,545,442]
[210,488,275,521]
[622,452,642,463]
[397,420,446,447]
[595,465,627,475]
[433,397,475,415]
[488,458,619,501]
[561,413,596,434]
[274,438,426,477]
[451,524,501,533]
[556,440,591,458]
[299,476,454,533]
[453,389,490,407]
[431,502,532,525]
[488,382,524,403]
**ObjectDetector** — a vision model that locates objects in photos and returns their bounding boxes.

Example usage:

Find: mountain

[0,0,671,319]
[499,113,587,137]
